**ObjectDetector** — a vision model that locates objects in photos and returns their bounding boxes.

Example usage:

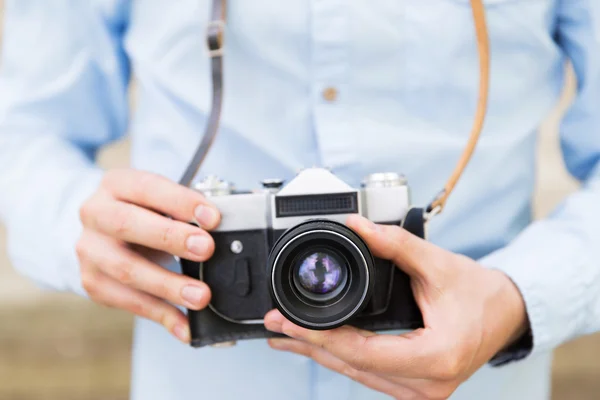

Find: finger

[101,169,221,229]
[264,309,375,337]
[85,198,215,262]
[81,268,191,343]
[267,339,421,399]
[268,338,456,400]
[128,244,179,266]
[265,310,445,380]
[346,214,448,281]
[78,231,211,310]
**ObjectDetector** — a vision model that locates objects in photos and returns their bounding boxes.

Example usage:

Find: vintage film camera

[181,168,424,347]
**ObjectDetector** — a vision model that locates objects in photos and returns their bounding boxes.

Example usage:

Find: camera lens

[268,219,375,330]
[293,250,348,302]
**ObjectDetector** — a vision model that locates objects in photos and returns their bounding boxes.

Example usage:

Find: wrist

[484,269,530,352]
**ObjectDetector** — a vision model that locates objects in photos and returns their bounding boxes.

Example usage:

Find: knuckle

[341,363,360,382]
[306,346,318,359]
[75,236,89,261]
[110,206,133,236]
[159,310,170,329]
[129,295,148,317]
[79,201,91,225]
[433,353,463,381]
[391,224,411,245]
[80,269,99,298]
[154,273,172,301]
[158,305,177,331]
[349,356,372,372]
[388,223,403,236]
[348,355,371,372]
[346,338,372,372]
[422,383,455,400]
[131,172,156,201]
[318,332,335,351]
[385,225,411,259]
[172,189,194,214]
[79,197,100,226]
[112,257,136,286]
[159,225,178,249]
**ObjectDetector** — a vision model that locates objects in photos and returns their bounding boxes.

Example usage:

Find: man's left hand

[264,214,529,400]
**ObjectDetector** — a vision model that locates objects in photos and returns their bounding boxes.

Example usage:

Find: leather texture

[426,0,490,214]
[183,266,423,348]
[181,211,427,348]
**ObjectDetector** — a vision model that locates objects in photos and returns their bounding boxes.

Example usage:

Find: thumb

[346,214,446,281]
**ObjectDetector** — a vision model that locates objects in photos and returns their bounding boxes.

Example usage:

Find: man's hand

[264,215,528,400]
[76,169,221,343]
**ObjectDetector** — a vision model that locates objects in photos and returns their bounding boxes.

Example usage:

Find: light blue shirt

[1,1,599,399]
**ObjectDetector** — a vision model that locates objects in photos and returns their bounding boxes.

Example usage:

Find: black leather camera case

[180,207,425,348]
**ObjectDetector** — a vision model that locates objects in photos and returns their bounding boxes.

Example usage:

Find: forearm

[479,163,600,355]
[480,0,600,360]
[0,131,103,295]
[0,0,130,296]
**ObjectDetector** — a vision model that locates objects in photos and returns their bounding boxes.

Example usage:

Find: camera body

[180,168,423,347]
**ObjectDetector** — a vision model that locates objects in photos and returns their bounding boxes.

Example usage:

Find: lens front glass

[293,249,348,302]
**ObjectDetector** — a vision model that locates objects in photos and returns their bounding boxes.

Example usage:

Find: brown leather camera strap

[426,0,490,216]
[181,0,490,219]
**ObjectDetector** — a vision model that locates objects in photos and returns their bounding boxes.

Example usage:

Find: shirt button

[322,86,338,102]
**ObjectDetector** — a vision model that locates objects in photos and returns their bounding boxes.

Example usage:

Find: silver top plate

[361,172,407,188]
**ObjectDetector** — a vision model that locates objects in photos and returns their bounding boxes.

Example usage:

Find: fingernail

[174,324,190,343]
[362,218,379,232]
[186,235,211,257]
[349,215,379,233]
[195,205,219,228]
[266,320,283,333]
[265,314,284,333]
[181,285,206,307]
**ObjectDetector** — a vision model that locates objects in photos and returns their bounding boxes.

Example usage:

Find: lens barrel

[268,219,375,330]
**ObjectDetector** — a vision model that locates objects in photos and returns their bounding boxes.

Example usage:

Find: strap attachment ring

[207,20,225,57]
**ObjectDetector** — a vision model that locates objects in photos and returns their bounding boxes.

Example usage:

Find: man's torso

[114,1,563,398]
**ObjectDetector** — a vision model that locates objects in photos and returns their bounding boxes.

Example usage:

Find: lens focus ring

[268,219,375,330]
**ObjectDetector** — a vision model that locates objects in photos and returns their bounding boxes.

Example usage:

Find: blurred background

[1,2,600,400]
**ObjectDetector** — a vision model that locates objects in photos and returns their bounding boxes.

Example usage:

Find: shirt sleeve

[479,0,600,362]
[0,1,131,297]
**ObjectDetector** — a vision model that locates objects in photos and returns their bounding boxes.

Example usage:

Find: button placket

[310,0,354,169]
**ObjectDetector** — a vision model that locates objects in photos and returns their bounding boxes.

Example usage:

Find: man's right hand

[76,169,221,343]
